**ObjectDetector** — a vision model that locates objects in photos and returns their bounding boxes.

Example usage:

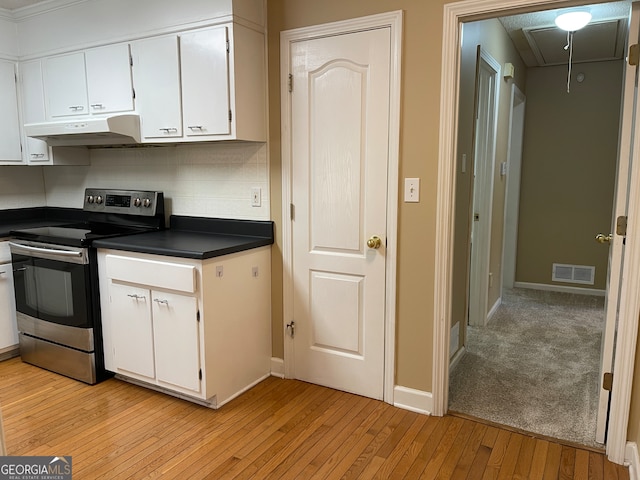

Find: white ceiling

[499,1,632,67]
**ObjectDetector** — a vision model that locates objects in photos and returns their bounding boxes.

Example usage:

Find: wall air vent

[552,263,595,285]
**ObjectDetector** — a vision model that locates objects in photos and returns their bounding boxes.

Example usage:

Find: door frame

[468,48,501,327]
[280,11,403,404]
[433,0,638,464]
[502,84,526,290]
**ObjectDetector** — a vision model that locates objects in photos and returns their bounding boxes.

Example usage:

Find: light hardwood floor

[0,358,629,479]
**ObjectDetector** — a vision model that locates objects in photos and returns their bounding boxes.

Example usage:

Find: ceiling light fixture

[555,11,592,32]
[555,11,592,93]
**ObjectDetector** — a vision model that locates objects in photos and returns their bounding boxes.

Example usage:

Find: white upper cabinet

[180,26,230,137]
[132,22,265,143]
[0,60,23,164]
[43,52,88,118]
[85,43,134,114]
[20,60,49,163]
[43,43,133,119]
[131,35,182,139]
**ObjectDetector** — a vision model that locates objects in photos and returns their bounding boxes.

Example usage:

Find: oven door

[9,241,91,328]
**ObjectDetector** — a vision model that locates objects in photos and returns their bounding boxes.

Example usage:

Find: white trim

[627,442,640,480]
[514,281,606,297]
[434,0,637,465]
[449,346,466,372]
[393,386,432,415]
[270,357,285,379]
[487,296,501,322]
[280,10,402,405]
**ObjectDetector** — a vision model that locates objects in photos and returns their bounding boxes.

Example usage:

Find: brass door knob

[595,233,612,244]
[367,235,382,249]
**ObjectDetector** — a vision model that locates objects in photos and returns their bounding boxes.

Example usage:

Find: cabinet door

[0,61,23,164]
[152,291,200,392]
[0,264,18,350]
[131,36,182,139]
[85,43,134,114]
[43,52,88,118]
[180,26,230,137]
[19,60,49,164]
[109,282,155,379]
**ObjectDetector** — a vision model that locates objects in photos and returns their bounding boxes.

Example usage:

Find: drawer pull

[90,103,104,109]
[154,298,169,305]
[127,294,146,300]
[69,105,84,111]
[188,125,203,130]
[159,128,178,133]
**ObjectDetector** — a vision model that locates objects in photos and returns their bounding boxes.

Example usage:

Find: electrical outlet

[216,266,223,278]
[252,266,259,278]
[251,187,262,207]
[404,178,420,203]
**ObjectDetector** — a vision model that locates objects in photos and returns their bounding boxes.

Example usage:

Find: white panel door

[180,26,230,136]
[595,2,640,444]
[290,27,390,399]
[152,291,200,393]
[85,43,134,114]
[109,282,155,379]
[131,35,182,139]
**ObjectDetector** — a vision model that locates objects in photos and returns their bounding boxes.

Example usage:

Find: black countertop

[0,207,88,238]
[92,215,274,259]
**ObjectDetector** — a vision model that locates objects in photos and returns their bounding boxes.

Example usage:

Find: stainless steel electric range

[9,188,165,384]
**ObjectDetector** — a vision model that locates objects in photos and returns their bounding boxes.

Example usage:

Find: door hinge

[288,73,293,93]
[286,321,295,338]
[132,87,136,100]
[129,54,133,67]
[629,44,639,66]
[199,369,202,381]
[616,216,628,236]
[603,372,613,391]
[229,110,232,123]
[226,39,230,53]
[197,310,200,322]
[290,203,295,220]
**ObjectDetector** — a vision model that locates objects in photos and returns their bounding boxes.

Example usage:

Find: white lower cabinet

[0,241,18,357]
[98,246,271,407]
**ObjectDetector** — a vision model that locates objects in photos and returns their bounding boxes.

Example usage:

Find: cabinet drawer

[106,254,196,293]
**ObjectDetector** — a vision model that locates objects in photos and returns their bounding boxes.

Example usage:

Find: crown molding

[11,0,86,21]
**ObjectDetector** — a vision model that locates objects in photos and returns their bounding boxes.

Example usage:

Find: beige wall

[267,5,640,451]
[452,18,527,355]
[516,61,622,290]
[267,0,442,389]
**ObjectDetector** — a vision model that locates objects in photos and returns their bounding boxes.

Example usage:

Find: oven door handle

[8,242,84,258]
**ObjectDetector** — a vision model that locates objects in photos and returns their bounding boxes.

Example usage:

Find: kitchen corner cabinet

[97,247,271,407]
[0,60,23,165]
[43,43,133,119]
[131,22,266,143]
[19,60,90,165]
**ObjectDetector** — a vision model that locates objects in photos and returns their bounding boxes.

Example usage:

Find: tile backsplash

[42,142,270,220]
[0,166,46,209]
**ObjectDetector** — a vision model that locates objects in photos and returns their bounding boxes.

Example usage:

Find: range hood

[24,114,141,146]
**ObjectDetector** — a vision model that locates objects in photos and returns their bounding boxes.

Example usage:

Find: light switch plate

[404,178,420,203]
[251,187,262,207]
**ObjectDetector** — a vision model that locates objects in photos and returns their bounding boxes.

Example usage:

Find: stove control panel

[83,188,164,216]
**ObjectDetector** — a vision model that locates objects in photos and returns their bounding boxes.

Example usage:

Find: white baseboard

[514,281,606,297]
[449,346,466,372]
[393,385,432,415]
[626,442,639,479]
[487,297,501,321]
[270,357,285,378]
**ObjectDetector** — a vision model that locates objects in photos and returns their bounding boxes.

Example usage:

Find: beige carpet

[448,288,605,448]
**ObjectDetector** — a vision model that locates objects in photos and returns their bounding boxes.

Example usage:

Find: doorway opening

[447,1,629,449]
